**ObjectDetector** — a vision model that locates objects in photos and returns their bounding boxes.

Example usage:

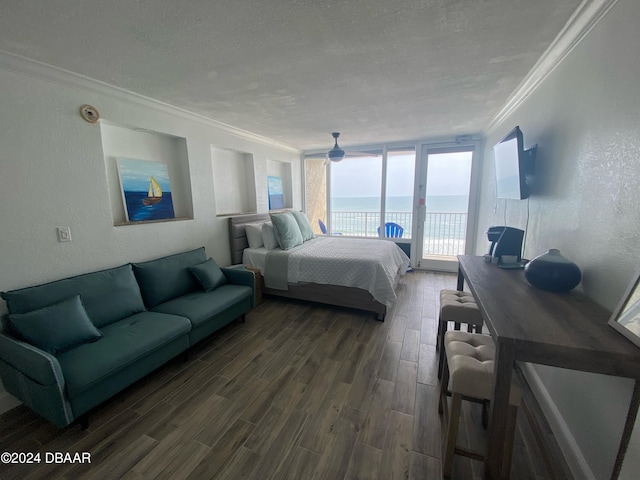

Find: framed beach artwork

[609,269,640,348]
[116,158,175,222]
[267,176,284,210]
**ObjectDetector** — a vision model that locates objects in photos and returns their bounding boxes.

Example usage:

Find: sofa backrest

[1,264,146,329]
[132,247,206,308]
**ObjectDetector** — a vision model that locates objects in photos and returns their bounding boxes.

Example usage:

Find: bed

[229,213,410,320]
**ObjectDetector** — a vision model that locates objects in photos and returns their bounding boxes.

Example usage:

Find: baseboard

[521,363,597,480]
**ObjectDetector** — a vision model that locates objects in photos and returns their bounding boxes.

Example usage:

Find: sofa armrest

[221,266,255,289]
[0,333,75,427]
[221,267,255,307]
[0,333,64,386]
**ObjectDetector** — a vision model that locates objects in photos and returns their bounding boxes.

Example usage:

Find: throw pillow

[245,223,265,249]
[270,212,304,250]
[291,211,315,242]
[8,295,103,355]
[189,258,228,292]
[261,222,280,250]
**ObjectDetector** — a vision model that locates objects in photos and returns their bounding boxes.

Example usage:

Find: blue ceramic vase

[524,249,582,292]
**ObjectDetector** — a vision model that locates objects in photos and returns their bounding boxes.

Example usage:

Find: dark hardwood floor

[0,271,550,479]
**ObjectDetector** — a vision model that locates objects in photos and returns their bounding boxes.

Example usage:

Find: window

[384,149,416,239]
[304,146,415,239]
[331,154,382,237]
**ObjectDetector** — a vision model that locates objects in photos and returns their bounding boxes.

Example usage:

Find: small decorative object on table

[524,249,582,292]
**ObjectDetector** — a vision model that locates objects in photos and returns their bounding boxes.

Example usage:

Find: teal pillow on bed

[189,258,228,292]
[8,295,103,355]
[270,212,304,250]
[291,211,315,242]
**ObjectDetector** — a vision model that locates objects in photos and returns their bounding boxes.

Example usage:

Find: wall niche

[211,146,257,216]
[101,123,193,225]
[266,159,293,210]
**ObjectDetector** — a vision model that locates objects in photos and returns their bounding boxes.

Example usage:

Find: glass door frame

[412,141,483,272]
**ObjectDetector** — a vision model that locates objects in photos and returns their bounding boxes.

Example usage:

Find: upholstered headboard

[229,213,271,265]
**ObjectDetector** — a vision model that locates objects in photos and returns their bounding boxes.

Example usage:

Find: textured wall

[475,0,640,477]
[0,62,301,410]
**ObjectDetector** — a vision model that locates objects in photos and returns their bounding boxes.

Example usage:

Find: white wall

[0,56,301,411]
[475,0,640,477]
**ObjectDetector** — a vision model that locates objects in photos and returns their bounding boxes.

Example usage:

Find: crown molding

[485,0,620,135]
[0,50,301,154]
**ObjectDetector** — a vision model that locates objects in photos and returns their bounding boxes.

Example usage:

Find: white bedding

[244,236,410,307]
[242,247,269,273]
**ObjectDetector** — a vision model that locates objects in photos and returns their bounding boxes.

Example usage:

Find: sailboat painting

[116,158,175,222]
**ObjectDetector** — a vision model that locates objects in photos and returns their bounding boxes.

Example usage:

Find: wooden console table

[457,255,640,480]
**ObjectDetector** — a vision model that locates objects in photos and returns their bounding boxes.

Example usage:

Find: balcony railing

[329,211,468,256]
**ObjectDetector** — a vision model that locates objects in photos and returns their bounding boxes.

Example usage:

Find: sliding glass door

[415,145,476,272]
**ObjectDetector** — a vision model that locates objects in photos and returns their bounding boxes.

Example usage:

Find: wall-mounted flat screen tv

[493,126,531,200]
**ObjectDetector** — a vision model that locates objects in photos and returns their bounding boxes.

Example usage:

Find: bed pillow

[245,223,265,249]
[8,295,103,355]
[291,211,315,242]
[270,212,304,250]
[261,222,280,250]
[189,258,228,292]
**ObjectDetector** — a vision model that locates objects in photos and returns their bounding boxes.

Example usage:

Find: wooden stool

[437,290,483,379]
[438,331,521,479]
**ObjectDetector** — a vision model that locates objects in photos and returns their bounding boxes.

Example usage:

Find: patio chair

[318,219,341,235]
[378,222,404,238]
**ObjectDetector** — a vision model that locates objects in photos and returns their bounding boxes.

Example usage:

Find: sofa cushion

[8,295,103,356]
[152,285,253,327]
[132,247,206,308]
[270,212,304,250]
[189,258,228,292]
[1,264,145,329]
[57,311,191,399]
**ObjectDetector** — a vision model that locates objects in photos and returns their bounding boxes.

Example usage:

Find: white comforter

[252,236,410,307]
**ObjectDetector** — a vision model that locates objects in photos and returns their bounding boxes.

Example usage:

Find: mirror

[609,270,640,348]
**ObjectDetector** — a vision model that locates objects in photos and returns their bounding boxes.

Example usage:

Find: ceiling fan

[306,132,377,164]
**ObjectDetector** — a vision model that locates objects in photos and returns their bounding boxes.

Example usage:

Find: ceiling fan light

[328,147,345,162]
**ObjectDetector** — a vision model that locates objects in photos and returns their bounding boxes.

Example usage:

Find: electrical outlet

[57,226,72,242]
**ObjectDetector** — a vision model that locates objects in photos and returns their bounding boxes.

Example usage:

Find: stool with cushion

[438,331,521,479]
[437,290,483,379]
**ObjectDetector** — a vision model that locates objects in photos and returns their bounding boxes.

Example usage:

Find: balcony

[329,211,468,257]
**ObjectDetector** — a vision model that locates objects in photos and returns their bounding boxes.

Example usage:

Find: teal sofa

[0,247,254,428]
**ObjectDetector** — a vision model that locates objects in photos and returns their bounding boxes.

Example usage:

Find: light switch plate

[57,226,72,242]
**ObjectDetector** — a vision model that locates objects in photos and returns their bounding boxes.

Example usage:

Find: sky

[331,151,472,198]
[117,158,173,192]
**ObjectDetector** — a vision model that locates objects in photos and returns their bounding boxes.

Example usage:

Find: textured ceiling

[0,0,582,151]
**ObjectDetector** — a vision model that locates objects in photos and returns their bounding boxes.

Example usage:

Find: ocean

[331,195,468,213]
[123,191,175,222]
[329,195,468,255]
